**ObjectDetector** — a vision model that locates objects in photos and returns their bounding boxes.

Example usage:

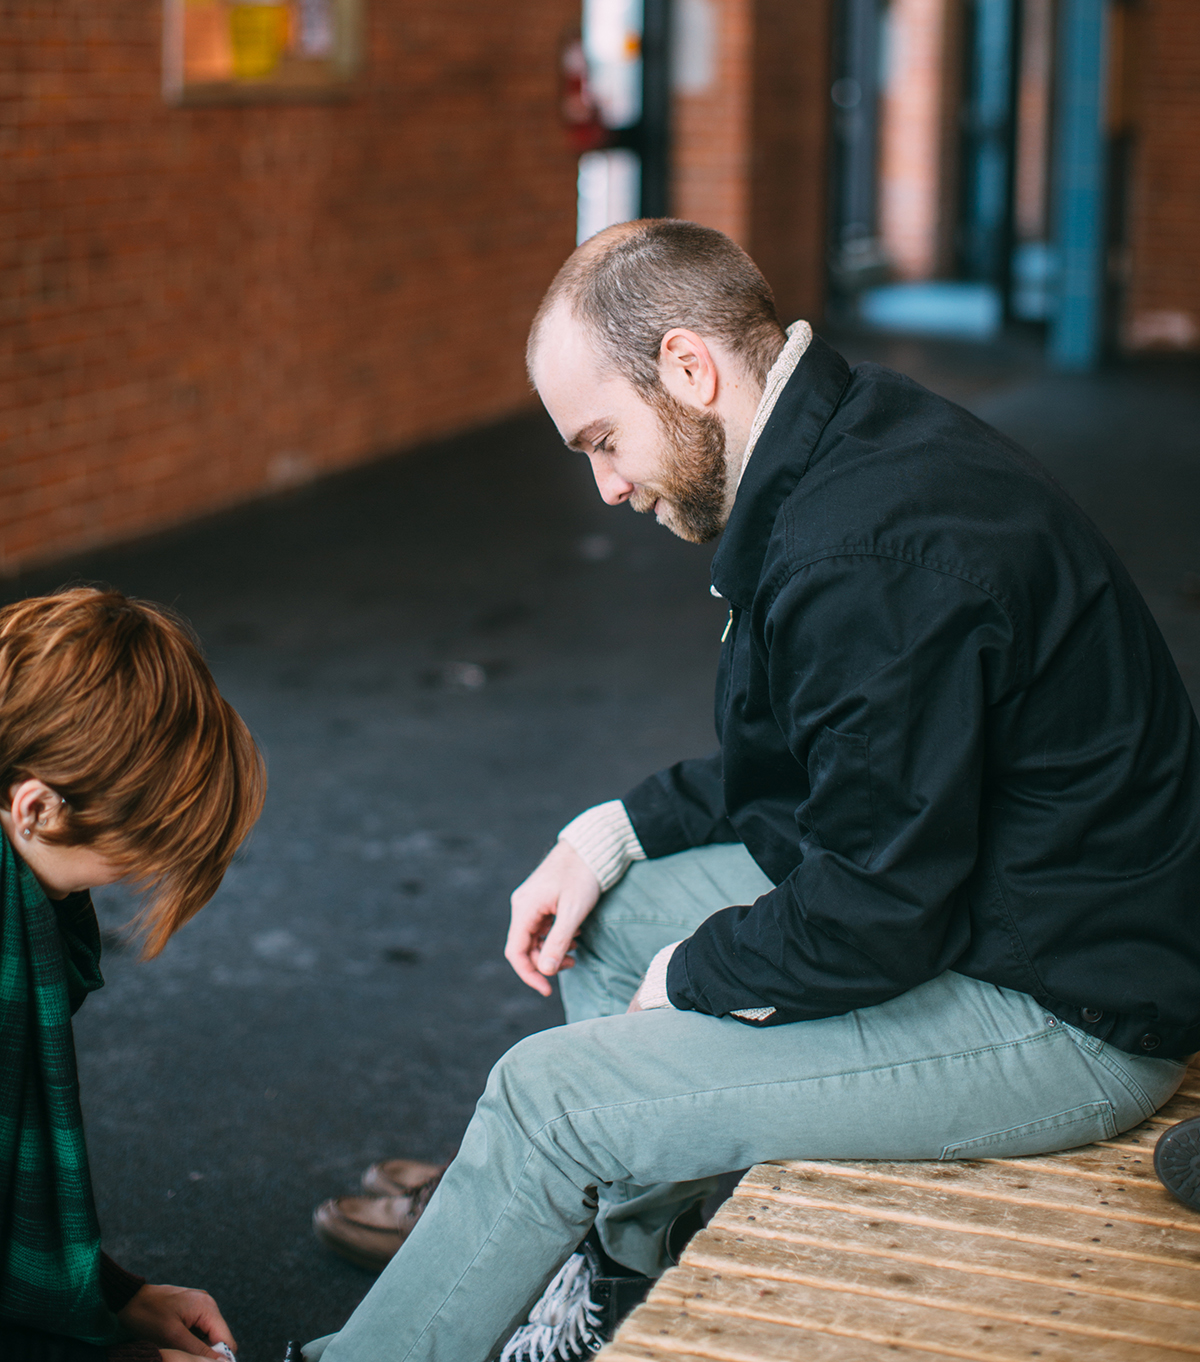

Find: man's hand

[506,840,601,995]
[117,1283,235,1358]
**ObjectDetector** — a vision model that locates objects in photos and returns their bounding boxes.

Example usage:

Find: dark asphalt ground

[6,331,1199,1358]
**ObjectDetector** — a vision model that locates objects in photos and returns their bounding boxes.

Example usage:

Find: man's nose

[589,456,634,506]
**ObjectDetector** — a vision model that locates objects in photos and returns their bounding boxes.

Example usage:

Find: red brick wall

[1,0,579,573]
[746,0,831,325]
[670,0,831,327]
[671,0,753,244]
[877,0,952,281]
[1123,0,1200,351]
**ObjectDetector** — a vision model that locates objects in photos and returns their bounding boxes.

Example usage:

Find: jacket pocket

[802,725,875,868]
[940,1100,1116,1160]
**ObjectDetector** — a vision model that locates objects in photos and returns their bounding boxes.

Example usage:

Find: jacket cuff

[558,801,646,892]
[638,941,684,1009]
[99,1253,146,1314]
[665,939,776,1021]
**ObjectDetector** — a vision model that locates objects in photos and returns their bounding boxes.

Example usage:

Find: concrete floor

[6,331,1199,1357]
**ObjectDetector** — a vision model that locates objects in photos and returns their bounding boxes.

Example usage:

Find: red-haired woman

[0,589,266,1362]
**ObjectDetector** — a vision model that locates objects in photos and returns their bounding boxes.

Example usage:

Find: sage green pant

[305,844,1187,1362]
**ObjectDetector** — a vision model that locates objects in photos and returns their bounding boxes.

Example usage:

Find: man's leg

[305,937,1185,1362]
[555,844,774,1271]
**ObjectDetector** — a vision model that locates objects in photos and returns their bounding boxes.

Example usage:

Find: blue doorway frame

[826,0,1115,370]
[1048,0,1111,369]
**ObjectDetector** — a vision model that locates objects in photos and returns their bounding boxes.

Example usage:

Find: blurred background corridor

[3,0,1199,1351]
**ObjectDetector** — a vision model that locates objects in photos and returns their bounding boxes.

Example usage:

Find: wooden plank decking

[601,1058,1200,1362]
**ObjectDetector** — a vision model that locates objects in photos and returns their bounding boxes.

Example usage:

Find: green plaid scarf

[0,832,122,1344]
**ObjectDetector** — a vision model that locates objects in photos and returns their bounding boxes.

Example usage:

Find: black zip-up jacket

[623,337,1200,1059]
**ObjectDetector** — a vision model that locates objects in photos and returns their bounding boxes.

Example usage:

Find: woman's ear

[658,328,720,408]
[7,778,65,840]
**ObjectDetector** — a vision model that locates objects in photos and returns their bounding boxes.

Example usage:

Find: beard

[629,389,730,544]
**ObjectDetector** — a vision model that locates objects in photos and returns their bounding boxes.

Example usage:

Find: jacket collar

[735,320,813,488]
[711,333,852,609]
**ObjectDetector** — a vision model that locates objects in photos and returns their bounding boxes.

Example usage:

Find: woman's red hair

[0,588,266,957]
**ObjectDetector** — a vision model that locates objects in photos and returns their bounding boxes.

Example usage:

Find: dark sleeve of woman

[98,1252,147,1313]
[99,1252,161,1362]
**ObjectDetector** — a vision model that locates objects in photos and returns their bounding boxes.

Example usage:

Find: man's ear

[659,329,719,409]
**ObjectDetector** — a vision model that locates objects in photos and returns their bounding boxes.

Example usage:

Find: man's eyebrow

[565,419,611,452]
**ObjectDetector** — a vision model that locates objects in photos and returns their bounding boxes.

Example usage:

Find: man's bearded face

[629,388,730,544]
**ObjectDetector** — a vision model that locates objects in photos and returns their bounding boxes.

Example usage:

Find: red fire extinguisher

[560,31,612,154]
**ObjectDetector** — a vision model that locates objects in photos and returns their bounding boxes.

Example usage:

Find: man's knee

[479,1017,634,1141]
[480,1024,584,1129]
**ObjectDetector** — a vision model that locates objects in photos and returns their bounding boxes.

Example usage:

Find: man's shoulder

[767,361,1086,575]
[812,359,1039,493]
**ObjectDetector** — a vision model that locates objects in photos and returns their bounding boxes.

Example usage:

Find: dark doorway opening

[827,0,1060,345]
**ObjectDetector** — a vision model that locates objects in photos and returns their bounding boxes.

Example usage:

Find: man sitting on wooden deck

[304,221,1200,1362]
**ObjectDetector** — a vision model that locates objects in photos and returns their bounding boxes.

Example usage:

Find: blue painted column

[1048,0,1111,370]
[962,0,1017,285]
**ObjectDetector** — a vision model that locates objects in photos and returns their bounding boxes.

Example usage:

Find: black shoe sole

[1154,1116,1200,1211]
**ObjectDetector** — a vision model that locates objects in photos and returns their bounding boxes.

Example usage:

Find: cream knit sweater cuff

[557,800,647,892]
[638,940,684,1009]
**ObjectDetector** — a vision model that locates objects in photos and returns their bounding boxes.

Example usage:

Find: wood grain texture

[599,1056,1200,1361]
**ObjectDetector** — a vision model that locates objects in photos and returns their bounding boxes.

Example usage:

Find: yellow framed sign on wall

[163,0,363,103]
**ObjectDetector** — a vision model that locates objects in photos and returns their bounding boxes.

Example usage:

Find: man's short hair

[528,219,787,395]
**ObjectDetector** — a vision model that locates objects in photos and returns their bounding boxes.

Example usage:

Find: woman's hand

[117,1283,235,1357]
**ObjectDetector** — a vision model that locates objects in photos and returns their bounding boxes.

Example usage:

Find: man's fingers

[504,941,553,995]
[503,942,551,994]
[535,909,587,974]
[505,909,555,994]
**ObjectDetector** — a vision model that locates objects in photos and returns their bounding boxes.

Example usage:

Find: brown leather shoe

[313,1175,442,1271]
[361,1157,448,1197]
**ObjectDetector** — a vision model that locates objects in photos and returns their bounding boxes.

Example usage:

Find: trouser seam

[1068,1029,1158,1119]
[524,1027,1057,1141]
